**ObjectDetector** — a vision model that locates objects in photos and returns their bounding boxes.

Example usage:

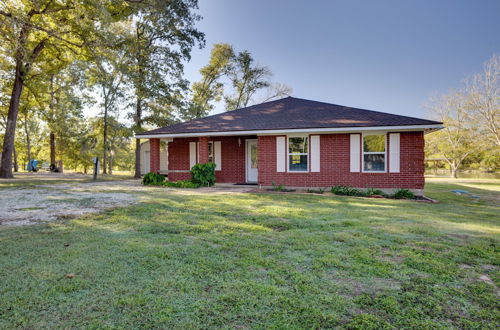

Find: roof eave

[135,124,444,139]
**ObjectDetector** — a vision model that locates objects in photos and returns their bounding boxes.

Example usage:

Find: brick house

[136,97,442,195]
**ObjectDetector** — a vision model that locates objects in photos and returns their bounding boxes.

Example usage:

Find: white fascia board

[135,124,443,139]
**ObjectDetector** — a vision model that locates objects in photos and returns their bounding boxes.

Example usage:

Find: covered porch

[144,135,259,184]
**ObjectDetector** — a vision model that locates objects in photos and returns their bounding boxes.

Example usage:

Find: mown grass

[0,173,133,189]
[0,179,499,328]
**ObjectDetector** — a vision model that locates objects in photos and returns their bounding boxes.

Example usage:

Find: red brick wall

[167,136,256,183]
[149,138,160,173]
[166,132,425,189]
[198,136,209,164]
[257,132,425,189]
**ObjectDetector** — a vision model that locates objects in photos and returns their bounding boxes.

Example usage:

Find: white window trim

[362,132,387,173]
[287,134,309,173]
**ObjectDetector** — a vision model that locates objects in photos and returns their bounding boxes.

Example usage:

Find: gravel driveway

[0,180,149,226]
[0,176,257,226]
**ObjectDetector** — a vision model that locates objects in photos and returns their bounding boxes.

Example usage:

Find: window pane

[363,135,385,152]
[289,154,308,171]
[289,137,308,153]
[364,154,385,171]
[208,142,214,163]
[251,144,258,168]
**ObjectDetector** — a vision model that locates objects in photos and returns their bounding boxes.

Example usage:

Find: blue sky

[182,0,500,119]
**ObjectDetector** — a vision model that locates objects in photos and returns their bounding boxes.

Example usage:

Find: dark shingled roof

[138,97,441,136]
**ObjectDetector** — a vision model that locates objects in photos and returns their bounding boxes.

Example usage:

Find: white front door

[246,140,258,183]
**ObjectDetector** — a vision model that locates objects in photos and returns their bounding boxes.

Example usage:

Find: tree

[17,88,43,165]
[224,51,271,110]
[259,82,293,103]
[0,0,117,178]
[426,91,482,178]
[29,65,85,170]
[183,43,234,120]
[184,44,292,118]
[466,54,500,147]
[121,0,205,178]
[84,27,128,174]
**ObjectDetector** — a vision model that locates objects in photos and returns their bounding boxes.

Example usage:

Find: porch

[145,135,259,184]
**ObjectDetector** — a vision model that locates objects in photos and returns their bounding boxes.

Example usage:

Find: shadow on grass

[0,180,498,328]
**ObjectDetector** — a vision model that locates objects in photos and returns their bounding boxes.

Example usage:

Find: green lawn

[0,173,134,189]
[1,179,499,329]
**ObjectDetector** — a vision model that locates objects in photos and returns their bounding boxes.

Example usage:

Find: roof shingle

[138,97,441,136]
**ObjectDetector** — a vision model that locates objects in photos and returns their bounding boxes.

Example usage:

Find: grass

[0,173,133,189]
[0,178,499,328]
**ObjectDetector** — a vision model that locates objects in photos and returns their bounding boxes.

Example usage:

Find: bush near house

[331,185,366,197]
[393,188,415,199]
[142,163,216,188]
[142,172,165,185]
[191,162,216,187]
[163,180,200,188]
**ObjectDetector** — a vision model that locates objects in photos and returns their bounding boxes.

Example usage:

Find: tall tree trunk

[134,98,142,178]
[109,155,113,174]
[24,114,31,161]
[0,27,45,178]
[450,160,459,179]
[103,101,108,174]
[0,63,24,178]
[49,74,56,166]
[50,132,56,165]
[13,145,18,172]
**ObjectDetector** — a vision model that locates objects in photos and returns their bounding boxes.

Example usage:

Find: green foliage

[225,50,271,110]
[271,181,285,192]
[425,54,500,176]
[191,162,216,186]
[393,188,415,199]
[366,187,385,196]
[142,172,165,185]
[331,185,366,196]
[307,188,325,194]
[162,180,200,188]
[184,44,235,120]
[186,43,292,117]
[143,173,200,188]
[363,134,386,152]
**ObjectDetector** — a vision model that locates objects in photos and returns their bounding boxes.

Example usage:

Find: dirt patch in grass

[0,180,145,226]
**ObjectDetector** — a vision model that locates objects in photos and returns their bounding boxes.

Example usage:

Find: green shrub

[163,180,200,188]
[331,185,366,196]
[307,188,325,194]
[142,172,165,185]
[271,181,285,192]
[393,188,415,199]
[366,187,385,196]
[191,162,216,186]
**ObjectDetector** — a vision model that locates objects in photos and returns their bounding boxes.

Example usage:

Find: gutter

[135,124,444,139]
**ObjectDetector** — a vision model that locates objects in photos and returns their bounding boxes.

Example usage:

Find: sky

[180,0,500,119]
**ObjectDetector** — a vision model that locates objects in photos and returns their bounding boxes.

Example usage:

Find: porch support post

[198,136,210,164]
[150,138,161,173]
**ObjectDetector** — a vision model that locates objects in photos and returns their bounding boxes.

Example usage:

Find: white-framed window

[208,141,214,163]
[288,135,308,172]
[362,133,386,172]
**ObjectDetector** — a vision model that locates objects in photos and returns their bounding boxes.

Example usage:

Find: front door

[246,140,258,183]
